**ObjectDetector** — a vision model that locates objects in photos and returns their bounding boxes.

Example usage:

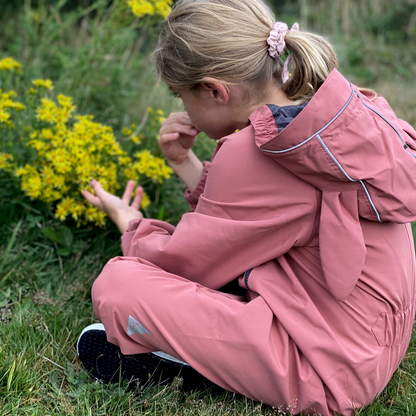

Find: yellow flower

[141,191,151,209]
[28,139,46,155]
[68,200,85,221]
[132,150,173,183]
[122,127,134,136]
[47,148,71,174]
[127,0,172,19]
[54,107,72,124]
[119,156,132,166]
[32,79,54,90]
[0,90,17,99]
[154,0,172,19]
[128,0,155,17]
[55,197,75,221]
[15,166,28,177]
[84,205,107,227]
[54,174,66,189]
[40,128,54,140]
[0,109,10,124]
[13,103,25,111]
[123,166,137,181]
[131,132,143,144]
[0,89,25,127]
[0,153,13,171]
[7,79,171,227]
[18,165,42,199]
[35,98,57,123]
[0,57,23,73]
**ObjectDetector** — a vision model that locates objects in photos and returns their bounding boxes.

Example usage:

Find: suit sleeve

[121,129,318,289]
[184,161,211,211]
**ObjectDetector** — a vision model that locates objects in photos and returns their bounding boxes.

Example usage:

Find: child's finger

[90,180,107,199]
[121,180,136,204]
[178,135,198,149]
[131,186,144,210]
[159,132,180,144]
[163,112,191,125]
[159,124,198,140]
[82,190,103,210]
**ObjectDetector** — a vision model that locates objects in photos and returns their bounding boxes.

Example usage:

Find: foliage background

[1,0,416,415]
[271,0,416,127]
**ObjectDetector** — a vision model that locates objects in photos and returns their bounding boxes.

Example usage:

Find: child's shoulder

[215,123,264,157]
[209,122,309,187]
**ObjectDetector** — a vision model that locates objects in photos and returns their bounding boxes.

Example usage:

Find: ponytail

[155,0,339,105]
[282,31,338,103]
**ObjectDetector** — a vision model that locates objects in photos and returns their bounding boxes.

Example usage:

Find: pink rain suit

[92,69,416,415]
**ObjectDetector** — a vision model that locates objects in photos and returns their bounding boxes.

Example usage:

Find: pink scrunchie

[267,22,299,83]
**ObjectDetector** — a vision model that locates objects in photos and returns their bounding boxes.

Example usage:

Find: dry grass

[371,78,416,128]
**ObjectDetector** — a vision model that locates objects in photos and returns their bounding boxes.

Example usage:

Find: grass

[0,0,182,132]
[368,76,416,128]
[1,217,416,416]
[287,0,416,129]
[1,1,416,415]
[0,217,271,416]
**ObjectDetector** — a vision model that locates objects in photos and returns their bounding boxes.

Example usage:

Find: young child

[77,0,416,414]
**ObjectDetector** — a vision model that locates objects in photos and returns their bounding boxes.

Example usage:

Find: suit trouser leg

[91,256,325,411]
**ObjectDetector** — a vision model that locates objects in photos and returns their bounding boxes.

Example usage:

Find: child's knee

[92,257,138,317]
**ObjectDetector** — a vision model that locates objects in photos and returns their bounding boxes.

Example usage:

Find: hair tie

[267,22,299,83]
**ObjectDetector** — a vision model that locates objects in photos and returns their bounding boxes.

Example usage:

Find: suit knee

[92,257,135,318]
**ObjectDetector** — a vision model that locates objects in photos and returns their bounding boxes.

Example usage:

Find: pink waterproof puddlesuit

[255,69,416,302]
[92,70,416,415]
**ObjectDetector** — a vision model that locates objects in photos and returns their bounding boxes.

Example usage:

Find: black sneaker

[77,323,222,392]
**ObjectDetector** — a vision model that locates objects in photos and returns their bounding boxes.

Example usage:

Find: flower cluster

[29,79,54,95]
[0,152,13,171]
[123,107,166,145]
[0,57,23,73]
[127,0,172,20]
[124,150,173,183]
[0,59,173,227]
[0,90,25,128]
[32,79,54,89]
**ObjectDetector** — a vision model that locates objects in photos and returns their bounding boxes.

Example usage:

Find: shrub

[0,58,173,227]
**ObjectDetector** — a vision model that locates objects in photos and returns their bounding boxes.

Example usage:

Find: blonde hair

[155,0,338,104]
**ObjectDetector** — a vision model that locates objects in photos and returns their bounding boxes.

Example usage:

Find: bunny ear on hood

[250,69,416,300]
[318,190,366,301]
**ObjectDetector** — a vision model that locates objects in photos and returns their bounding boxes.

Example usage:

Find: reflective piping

[316,134,382,222]
[359,181,382,222]
[262,84,355,154]
[152,351,190,366]
[355,90,416,159]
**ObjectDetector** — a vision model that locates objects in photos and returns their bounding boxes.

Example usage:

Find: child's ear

[200,79,229,105]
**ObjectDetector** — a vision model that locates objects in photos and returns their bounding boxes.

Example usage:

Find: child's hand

[82,180,144,234]
[159,112,199,166]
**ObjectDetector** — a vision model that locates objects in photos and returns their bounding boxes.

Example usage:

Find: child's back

[78,0,416,414]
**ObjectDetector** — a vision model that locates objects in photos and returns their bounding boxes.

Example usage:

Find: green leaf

[157,206,165,220]
[59,226,74,248]
[0,220,22,277]
[42,226,74,250]
[15,297,31,313]
[42,227,66,246]
[57,247,71,257]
